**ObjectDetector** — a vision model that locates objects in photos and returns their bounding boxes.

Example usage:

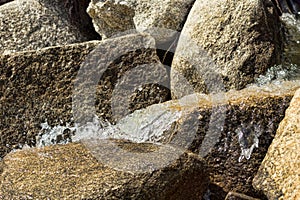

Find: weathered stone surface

[0,33,170,158]
[89,81,300,199]
[0,139,209,199]
[87,0,195,41]
[0,0,95,54]
[225,191,260,200]
[253,88,300,200]
[171,0,283,98]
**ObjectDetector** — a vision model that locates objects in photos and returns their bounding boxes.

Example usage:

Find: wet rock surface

[253,88,300,200]
[72,81,300,199]
[0,139,209,199]
[0,0,94,54]
[0,33,170,158]
[171,0,283,98]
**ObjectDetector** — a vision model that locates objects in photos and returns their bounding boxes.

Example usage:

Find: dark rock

[0,139,209,199]
[0,33,170,158]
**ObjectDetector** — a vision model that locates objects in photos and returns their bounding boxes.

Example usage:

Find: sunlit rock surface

[0,140,209,199]
[87,0,195,41]
[253,88,300,200]
[0,0,92,54]
[171,0,283,98]
[70,81,300,199]
[224,191,260,200]
[0,33,170,158]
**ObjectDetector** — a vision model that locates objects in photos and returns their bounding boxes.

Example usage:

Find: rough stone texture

[225,192,260,200]
[171,0,283,98]
[87,0,195,41]
[0,0,94,54]
[253,88,300,200]
[0,139,209,199]
[163,82,299,199]
[74,81,300,199]
[0,33,170,158]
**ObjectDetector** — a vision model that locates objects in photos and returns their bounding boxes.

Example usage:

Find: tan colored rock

[0,33,169,158]
[171,0,282,98]
[0,139,209,199]
[0,0,92,54]
[75,81,300,199]
[87,0,194,41]
[253,88,300,200]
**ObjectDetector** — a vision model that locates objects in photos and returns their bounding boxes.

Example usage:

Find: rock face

[253,88,300,200]
[87,0,195,41]
[0,139,209,199]
[0,33,170,158]
[73,80,300,199]
[171,0,283,98]
[0,0,95,54]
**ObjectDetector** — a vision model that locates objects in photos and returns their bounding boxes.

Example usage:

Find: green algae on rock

[0,140,209,199]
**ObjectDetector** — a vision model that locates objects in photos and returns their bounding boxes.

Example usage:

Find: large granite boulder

[72,81,300,199]
[171,0,283,98]
[0,139,209,199]
[87,0,195,41]
[0,33,170,158]
[0,0,96,54]
[253,88,300,200]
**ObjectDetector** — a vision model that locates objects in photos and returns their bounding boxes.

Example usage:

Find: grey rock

[0,33,170,158]
[0,139,209,199]
[253,88,300,200]
[0,0,92,54]
[87,0,195,42]
[171,0,283,98]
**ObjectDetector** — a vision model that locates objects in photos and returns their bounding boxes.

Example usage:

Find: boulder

[253,88,300,200]
[87,0,195,41]
[0,139,209,199]
[171,0,283,98]
[0,0,95,54]
[80,81,300,199]
[0,33,170,158]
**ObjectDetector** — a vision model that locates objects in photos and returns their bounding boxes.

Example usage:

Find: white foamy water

[36,104,183,148]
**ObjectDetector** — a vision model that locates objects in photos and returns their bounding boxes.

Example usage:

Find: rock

[171,0,283,98]
[0,139,209,199]
[225,191,260,200]
[0,0,95,54]
[0,33,170,158]
[83,81,300,199]
[253,88,300,200]
[87,0,195,41]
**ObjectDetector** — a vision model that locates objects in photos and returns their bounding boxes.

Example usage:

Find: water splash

[37,104,183,148]
[235,123,262,162]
